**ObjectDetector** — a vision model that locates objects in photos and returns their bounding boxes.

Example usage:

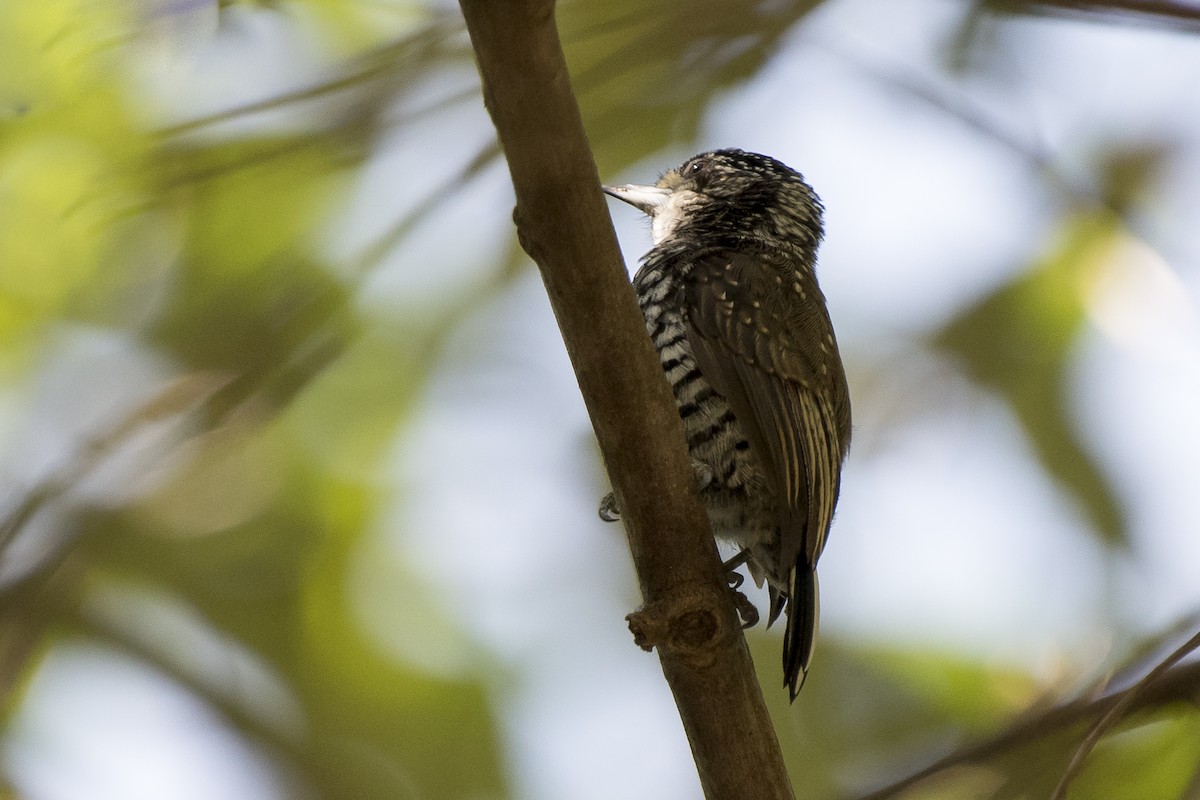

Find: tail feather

[766,585,786,628]
[782,566,819,701]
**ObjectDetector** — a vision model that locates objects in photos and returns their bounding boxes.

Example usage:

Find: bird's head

[604,149,823,252]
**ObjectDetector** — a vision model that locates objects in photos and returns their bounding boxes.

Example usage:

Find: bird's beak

[602,183,671,216]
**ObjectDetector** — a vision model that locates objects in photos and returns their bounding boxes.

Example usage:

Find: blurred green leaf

[1067,713,1200,800]
[76,444,507,798]
[751,636,1036,799]
[170,138,351,277]
[933,213,1127,546]
[0,1,151,346]
[754,634,1200,800]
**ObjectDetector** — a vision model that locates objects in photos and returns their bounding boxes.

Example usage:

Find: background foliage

[2,1,1200,798]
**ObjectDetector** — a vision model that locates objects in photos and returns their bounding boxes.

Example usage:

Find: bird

[602,149,851,700]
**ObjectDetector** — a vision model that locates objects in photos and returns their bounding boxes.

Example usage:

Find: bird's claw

[720,549,756,626]
[722,549,750,590]
[598,492,621,522]
[731,588,760,629]
[604,461,710,523]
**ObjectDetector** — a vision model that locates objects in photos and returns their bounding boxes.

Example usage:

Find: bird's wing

[682,250,847,568]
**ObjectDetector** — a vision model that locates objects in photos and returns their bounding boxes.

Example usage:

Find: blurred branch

[1050,628,1200,799]
[347,141,500,279]
[987,0,1200,34]
[0,375,229,712]
[0,559,83,702]
[157,16,465,139]
[858,654,1200,800]
[1106,610,1200,689]
[457,1,795,798]
[0,307,348,565]
[0,373,230,558]
[816,40,1143,225]
[160,125,372,189]
[69,608,315,786]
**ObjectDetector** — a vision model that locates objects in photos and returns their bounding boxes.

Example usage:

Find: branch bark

[457,1,795,798]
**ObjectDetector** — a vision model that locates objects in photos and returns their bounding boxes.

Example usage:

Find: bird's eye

[689,160,705,175]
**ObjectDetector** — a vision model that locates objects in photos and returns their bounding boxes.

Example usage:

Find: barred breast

[632,260,784,580]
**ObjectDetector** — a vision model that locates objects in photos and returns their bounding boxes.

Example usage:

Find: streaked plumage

[605,149,851,700]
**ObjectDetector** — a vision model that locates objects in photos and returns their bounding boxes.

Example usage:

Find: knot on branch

[626,581,741,667]
[512,204,544,263]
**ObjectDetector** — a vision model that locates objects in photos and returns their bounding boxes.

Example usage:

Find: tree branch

[457,1,795,798]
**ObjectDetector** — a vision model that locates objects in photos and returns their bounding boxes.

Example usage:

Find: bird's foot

[721,550,758,627]
[600,460,710,523]
[598,492,621,522]
[722,549,751,588]
[731,587,760,629]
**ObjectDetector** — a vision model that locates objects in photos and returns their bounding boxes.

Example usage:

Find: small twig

[810,38,1152,240]
[990,0,1200,34]
[155,19,461,139]
[1049,628,1200,800]
[858,658,1200,800]
[1106,611,1200,689]
[0,373,230,557]
[345,141,500,279]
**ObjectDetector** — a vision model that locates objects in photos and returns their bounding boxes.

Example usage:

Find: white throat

[650,191,699,245]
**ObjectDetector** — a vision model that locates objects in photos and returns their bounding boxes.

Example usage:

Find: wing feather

[684,251,848,569]
[684,250,848,695]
